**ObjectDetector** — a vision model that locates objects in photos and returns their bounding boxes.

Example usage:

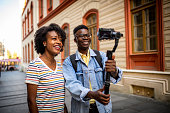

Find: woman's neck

[41,52,55,63]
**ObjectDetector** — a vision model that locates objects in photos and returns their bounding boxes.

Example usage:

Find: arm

[105,55,123,83]
[64,103,68,113]
[63,57,90,102]
[27,83,38,113]
[25,60,40,113]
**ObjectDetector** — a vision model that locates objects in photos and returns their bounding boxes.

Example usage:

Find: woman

[25,23,67,113]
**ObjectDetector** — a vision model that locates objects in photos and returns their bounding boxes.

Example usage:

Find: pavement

[0,71,170,113]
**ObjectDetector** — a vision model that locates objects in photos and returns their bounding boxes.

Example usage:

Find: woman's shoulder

[28,57,42,67]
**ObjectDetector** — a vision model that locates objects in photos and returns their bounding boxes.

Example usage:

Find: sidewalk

[0,71,170,113]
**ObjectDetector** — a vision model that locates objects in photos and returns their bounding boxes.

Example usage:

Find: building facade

[21,0,170,101]
[0,42,5,59]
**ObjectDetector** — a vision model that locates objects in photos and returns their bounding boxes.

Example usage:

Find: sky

[0,0,25,57]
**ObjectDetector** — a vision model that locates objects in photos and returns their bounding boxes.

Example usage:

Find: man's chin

[81,46,89,50]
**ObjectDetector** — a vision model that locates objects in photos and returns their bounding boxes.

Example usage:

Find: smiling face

[43,30,62,56]
[74,28,91,52]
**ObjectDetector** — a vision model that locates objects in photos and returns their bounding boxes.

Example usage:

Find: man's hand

[86,87,110,105]
[105,55,118,79]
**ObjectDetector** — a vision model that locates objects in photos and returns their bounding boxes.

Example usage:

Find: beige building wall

[98,0,126,69]
[163,0,170,72]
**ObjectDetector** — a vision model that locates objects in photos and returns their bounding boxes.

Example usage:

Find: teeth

[55,45,60,47]
[83,42,88,44]
[54,45,61,49]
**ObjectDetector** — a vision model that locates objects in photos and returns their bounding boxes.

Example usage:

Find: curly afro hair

[34,23,66,55]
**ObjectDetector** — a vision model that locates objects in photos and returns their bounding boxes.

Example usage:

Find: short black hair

[34,23,66,55]
[73,24,88,36]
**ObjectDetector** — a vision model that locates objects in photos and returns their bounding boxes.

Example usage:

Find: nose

[83,36,89,39]
[54,38,62,46]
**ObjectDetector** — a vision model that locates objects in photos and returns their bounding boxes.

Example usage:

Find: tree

[13,52,18,59]
[7,50,12,59]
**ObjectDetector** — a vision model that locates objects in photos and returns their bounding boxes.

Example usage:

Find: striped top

[25,57,65,113]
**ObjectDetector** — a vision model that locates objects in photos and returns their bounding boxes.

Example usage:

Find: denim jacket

[63,48,123,113]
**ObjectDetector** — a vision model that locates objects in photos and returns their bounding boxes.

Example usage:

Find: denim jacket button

[85,71,88,74]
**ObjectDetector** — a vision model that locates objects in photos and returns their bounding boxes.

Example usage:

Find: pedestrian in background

[25,23,68,113]
[63,25,123,113]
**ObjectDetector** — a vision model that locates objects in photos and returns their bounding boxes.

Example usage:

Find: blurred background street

[0,71,170,113]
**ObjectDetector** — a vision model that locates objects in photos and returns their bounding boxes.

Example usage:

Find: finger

[105,64,115,69]
[105,61,116,66]
[103,101,110,105]
[105,60,116,63]
[98,86,105,92]
[100,93,110,98]
[105,66,116,72]
[100,98,110,105]
[99,96,110,102]
[112,55,115,60]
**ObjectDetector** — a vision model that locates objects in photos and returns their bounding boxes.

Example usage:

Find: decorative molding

[38,0,77,27]
[124,76,170,95]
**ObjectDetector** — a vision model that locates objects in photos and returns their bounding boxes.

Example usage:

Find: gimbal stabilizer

[97,28,123,94]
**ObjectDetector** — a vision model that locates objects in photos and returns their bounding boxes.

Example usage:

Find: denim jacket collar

[75,48,97,61]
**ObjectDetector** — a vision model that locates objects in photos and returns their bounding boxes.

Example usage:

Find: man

[63,25,122,113]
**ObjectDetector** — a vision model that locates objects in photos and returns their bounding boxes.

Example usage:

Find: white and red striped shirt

[25,57,65,113]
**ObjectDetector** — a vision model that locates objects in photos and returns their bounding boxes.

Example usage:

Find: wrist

[86,91,94,99]
[111,68,119,79]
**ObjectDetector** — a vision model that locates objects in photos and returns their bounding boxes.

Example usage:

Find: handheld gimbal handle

[104,50,112,94]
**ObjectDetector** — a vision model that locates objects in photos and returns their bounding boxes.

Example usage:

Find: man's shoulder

[63,55,71,64]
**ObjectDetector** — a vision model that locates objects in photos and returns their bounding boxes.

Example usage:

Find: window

[27,10,29,33]
[31,41,34,61]
[25,16,26,36]
[28,43,30,63]
[39,0,43,20]
[61,23,69,63]
[47,0,53,14]
[25,45,27,63]
[125,0,164,71]
[131,0,157,53]
[83,9,99,50]
[23,47,24,63]
[22,21,24,39]
[30,2,33,29]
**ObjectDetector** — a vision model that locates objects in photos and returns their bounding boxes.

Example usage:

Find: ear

[43,41,47,47]
[74,38,77,43]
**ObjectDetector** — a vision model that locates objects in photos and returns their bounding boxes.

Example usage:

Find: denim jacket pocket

[94,67,103,72]
[94,67,104,87]
[76,71,84,85]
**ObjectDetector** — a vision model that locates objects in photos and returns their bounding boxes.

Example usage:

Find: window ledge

[122,69,170,75]
[130,52,158,56]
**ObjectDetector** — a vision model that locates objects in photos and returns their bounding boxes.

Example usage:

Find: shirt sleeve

[25,61,40,85]
[63,57,90,102]
[110,67,123,84]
